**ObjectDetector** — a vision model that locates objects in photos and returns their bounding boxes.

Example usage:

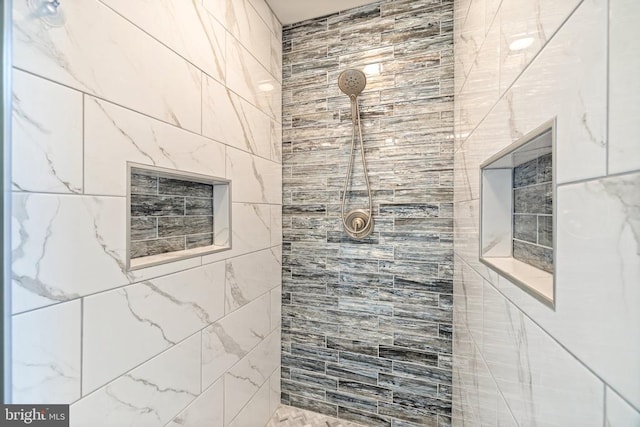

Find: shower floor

[267,405,365,427]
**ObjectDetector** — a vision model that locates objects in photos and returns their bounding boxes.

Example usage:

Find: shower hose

[341,95,373,239]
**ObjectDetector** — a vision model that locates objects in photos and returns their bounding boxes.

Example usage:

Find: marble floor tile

[267,405,365,427]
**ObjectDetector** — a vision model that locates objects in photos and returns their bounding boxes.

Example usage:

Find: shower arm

[341,97,373,233]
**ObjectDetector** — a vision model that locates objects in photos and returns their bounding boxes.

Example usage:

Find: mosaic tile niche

[513,153,553,273]
[128,165,230,267]
[281,1,454,426]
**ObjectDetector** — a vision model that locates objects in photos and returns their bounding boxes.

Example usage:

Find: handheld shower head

[339,69,367,125]
[338,69,367,98]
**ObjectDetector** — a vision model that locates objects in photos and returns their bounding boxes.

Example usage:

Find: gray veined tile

[130,237,185,259]
[327,390,378,413]
[131,195,185,217]
[185,197,214,216]
[513,158,538,188]
[338,380,393,402]
[290,370,338,390]
[378,401,439,426]
[338,406,391,427]
[379,345,439,367]
[513,184,552,215]
[282,379,327,400]
[513,214,537,244]
[130,217,157,241]
[186,233,213,249]
[393,391,451,415]
[327,337,378,356]
[326,364,378,386]
[158,177,213,198]
[282,354,327,375]
[537,215,553,248]
[291,343,339,363]
[130,172,158,195]
[512,240,553,273]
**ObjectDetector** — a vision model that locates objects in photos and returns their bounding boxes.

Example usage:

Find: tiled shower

[4,0,640,426]
[281,1,455,426]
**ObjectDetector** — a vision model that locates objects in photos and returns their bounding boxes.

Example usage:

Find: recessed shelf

[480,119,556,308]
[126,163,231,270]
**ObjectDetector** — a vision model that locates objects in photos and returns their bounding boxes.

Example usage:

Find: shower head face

[338,69,367,97]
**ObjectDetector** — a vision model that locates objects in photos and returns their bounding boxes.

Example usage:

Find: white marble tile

[225,248,281,313]
[452,321,497,427]
[555,173,640,407]
[228,379,271,427]
[13,0,201,132]
[508,0,607,183]
[71,334,201,427]
[496,394,517,427]
[202,202,271,264]
[270,285,282,331]
[227,147,282,204]
[248,0,282,40]
[12,194,129,313]
[11,193,204,313]
[454,258,484,346]
[270,30,283,83]
[12,69,83,194]
[99,0,226,82]
[226,36,281,121]
[454,198,500,285]
[12,300,81,404]
[271,205,283,246]
[82,262,225,394]
[608,0,640,174]
[202,75,272,159]
[455,0,487,82]
[202,0,225,24]
[129,256,204,284]
[269,367,281,417]
[606,388,640,427]
[223,0,271,71]
[84,97,226,197]
[482,283,605,426]
[167,377,224,427]
[499,0,581,94]
[455,16,500,143]
[225,329,280,424]
[271,119,283,163]
[201,292,271,388]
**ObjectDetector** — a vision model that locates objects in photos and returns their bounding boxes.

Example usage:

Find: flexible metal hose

[341,95,373,238]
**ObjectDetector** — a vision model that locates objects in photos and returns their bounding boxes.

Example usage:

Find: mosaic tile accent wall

[281,1,454,425]
[130,169,215,259]
[512,153,553,273]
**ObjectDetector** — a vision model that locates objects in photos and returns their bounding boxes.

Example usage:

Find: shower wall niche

[127,164,231,270]
[480,121,555,306]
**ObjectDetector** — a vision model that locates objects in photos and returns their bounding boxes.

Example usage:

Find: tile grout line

[454,254,640,414]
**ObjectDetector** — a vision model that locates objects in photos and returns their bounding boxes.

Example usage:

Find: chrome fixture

[28,0,65,26]
[338,69,374,239]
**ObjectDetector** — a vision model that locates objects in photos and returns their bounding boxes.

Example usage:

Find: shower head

[338,69,367,98]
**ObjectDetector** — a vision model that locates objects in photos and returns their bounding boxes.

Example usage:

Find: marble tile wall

[281,1,455,426]
[453,0,640,425]
[512,153,553,273]
[11,0,282,425]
